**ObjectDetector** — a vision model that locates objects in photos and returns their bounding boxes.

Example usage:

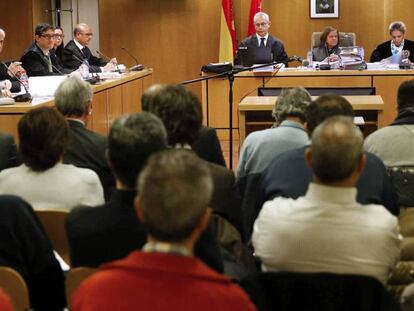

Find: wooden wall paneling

[90,90,108,135]
[32,0,53,30]
[1,0,33,60]
[0,115,22,141]
[384,1,414,42]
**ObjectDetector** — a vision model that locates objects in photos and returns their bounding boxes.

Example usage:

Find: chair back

[0,266,30,311]
[387,166,414,209]
[35,209,70,265]
[66,267,97,307]
[311,32,356,48]
[240,272,399,311]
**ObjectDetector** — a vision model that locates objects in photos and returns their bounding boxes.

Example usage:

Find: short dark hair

[310,116,364,182]
[320,26,338,47]
[305,94,354,136]
[138,149,212,243]
[397,79,414,110]
[147,84,202,146]
[35,23,54,36]
[18,106,69,171]
[108,112,168,188]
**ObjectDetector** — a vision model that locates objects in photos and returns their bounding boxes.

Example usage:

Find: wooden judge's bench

[201,68,414,141]
[0,70,153,140]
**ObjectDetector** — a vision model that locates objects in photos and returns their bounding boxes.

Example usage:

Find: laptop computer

[237,46,273,67]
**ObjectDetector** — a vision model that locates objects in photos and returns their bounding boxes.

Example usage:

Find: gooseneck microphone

[71,54,98,73]
[71,55,100,84]
[121,47,143,71]
[1,62,32,102]
[96,50,111,62]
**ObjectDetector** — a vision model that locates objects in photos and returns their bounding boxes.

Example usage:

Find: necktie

[82,48,88,59]
[260,37,266,48]
[44,54,52,72]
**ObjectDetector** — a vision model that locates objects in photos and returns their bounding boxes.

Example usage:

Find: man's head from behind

[272,86,312,125]
[305,116,365,185]
[146,84,202,146]
[136,149,212,245]
[397,79,414,112]
[55,76,93,118]
[107,112,168,189]
[141,84,167,112]
[305,94,354,136]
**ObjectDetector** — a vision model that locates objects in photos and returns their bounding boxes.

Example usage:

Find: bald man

[0,27,22,94]
[62,23,116,73]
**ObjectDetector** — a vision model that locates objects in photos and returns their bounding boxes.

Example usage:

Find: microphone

[400,50,412,69]
[71,54,98,73]
[51,63,65,75]
[288,55,303,62]
[121,47,143,71]
[302,59,310,67]
[1,62,32,102]
[71,55,100,84]
[96,50,111,62]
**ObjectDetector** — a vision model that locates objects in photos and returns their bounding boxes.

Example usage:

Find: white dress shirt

[252,183,401,284]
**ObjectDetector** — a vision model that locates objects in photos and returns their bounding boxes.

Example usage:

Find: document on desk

[29,75,67,97]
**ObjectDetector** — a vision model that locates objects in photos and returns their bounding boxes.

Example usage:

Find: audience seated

[260,94,399,217]
[55,76,115,201]
[365,79,414,207]
[142,84,226,167]
[0,195,65,310]
[66,112,223,272]
[237,86,311,179]
[71,150,256,311]
[253,117,401,284]
[0,131,18,172]
[147,84,243,234]
[0,106,104,209]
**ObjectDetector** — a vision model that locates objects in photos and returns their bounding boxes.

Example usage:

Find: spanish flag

[247,0,262,36]
[219,0,237,63]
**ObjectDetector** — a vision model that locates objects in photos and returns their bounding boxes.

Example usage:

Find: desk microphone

[71,55,100,84]
[1,62,32,102]
[121,47,143,71]
[96,50,111,62]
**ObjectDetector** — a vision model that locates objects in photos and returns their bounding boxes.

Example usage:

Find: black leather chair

[240,272,399,311]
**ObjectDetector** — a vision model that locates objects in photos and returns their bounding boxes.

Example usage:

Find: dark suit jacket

[261,146,399,215]
[62,40,106,73]
[66,189,224,273]
[370,39,414,63]
[236,34,289,66]
[0,132,18,172]
[192,126,226,167]
[0,195,66,310]
[0,61,21,92]
[63,120,115,201]
[20,43,68,77]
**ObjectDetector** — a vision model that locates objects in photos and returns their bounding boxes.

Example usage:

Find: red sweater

[72,251,256,311]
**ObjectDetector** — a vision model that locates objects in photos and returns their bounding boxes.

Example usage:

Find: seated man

[253,117,401,284]
[62,23,116,73]
[238,87,311,179]
[66,112,223,272]
[141,84,226,167]
[71,150,256,311]
[21,23,71,76]
[147,84,242,234]
[0,195,66,310]
[261,94,399,216]
[235,12,288,66]
[0,27,22,92]
[55,76,115,201]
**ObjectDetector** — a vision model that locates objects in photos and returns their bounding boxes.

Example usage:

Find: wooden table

[239,95,384,144]
[0,69,153,140]
[202,68,413,139]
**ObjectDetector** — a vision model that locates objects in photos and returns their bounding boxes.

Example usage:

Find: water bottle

[19,70,29,92]
[307,49,313,68]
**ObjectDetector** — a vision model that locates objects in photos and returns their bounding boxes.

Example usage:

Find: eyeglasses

[255,22,268,28]
[80,32,93,36]
[40,34,56,39]
[55,34,65,38]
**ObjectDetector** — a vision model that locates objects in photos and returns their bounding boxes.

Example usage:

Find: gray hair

[137,149,212,243]
[310,116,363,182]
[272,87,312,124]
[253,12,270,23]
[141,84,167,111]
[389,21,406,34]
[54,76,93,117]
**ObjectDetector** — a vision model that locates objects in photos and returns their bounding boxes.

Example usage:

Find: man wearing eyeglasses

[21,23,70,77]
[235,12,288,66]
[62,23,116,73]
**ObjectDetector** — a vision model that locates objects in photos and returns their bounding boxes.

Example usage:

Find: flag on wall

[219,0,237,63]
[247,0,262,36]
